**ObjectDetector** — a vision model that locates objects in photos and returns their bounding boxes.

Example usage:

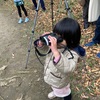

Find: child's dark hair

[53,17,81,49]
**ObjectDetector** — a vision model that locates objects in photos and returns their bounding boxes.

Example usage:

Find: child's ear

[62,40,67,45]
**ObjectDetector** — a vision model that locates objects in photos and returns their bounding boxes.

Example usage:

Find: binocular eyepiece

[34,33,63,46]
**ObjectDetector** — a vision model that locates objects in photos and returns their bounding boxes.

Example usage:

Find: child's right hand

[37,32,51,47]
[37,40,44,47]
[41,32,51,36]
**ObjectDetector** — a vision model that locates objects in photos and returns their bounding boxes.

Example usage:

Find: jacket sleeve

[54,51,79,74]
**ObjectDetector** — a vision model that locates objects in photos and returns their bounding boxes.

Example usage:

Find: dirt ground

[0,2,58,100]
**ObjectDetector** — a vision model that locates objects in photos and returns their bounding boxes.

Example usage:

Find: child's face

[57,39,67,48]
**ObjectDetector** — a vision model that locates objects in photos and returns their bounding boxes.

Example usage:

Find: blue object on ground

[85,41,95,46]
[18,18,23,24]
[96,53,100,58]
[24,17,29,23]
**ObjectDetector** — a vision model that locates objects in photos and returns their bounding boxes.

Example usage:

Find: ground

[0,1,52,100]
[0,0,100,100]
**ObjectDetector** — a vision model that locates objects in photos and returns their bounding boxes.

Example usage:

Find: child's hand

[37,40,43,47]
[48,35,60,58]
[41,32,51,36]
[36,32,51,47]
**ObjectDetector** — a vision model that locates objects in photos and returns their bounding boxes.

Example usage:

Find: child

[32,0,46,11]
[14,0,29,23]
[37,17,85,100]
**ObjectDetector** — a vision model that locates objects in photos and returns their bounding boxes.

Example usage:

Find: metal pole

[25,0,41,69]
[64,0,74,19]
[51,0,54,30]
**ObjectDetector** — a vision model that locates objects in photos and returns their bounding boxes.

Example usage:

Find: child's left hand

[48,35,60,58]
